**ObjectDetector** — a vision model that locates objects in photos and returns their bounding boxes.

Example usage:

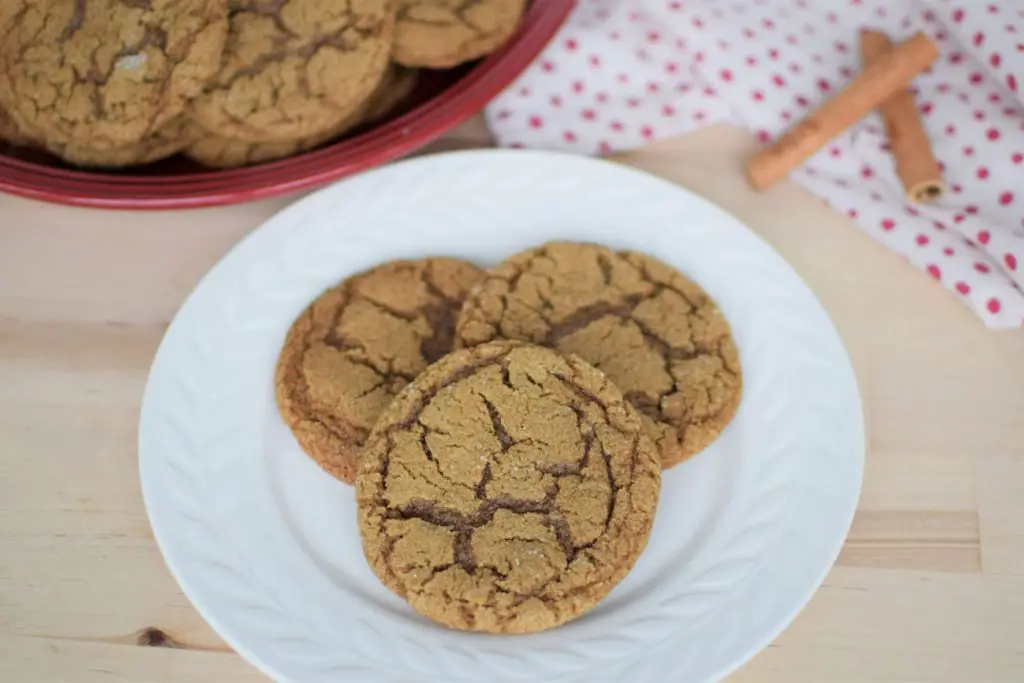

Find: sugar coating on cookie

[456,242,742,469]
[393,0,526,69]
[188,0,394,143]
[0,0,227,149]
[357,341,661,634]
[274,258,485,485]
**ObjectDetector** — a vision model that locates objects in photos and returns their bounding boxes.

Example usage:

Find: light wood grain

[977,454,1024,576]
[1,121,1022,682]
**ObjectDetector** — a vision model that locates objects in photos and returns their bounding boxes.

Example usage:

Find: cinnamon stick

[747,32,939,191]
[860,29,945,203]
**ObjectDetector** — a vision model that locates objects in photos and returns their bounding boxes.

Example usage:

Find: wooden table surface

[2,123,1023,683]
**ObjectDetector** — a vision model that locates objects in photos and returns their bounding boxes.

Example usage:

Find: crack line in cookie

[456,245,742,467]
[376,352,624,591]
[360,343,661,633]
[480,396,514,453]
[61,0,88,39]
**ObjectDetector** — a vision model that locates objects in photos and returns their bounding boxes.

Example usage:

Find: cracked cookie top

[393,0,526,69]
[274,258,485,485]
[188,0,394,142]
[184,119,337,167]
[44,115,193,167]
[357,341,661,634]
[184,94,362,167]
[0,0,228,149]
[185,64,415,168]
[455,242,743,469]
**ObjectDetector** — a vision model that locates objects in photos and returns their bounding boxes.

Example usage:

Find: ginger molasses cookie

[45,116,193,168]
[183,103,364,168]
[0,0,227,149]
[393,0,526,69]
[275,258,485,485]
[189,0,394,143]
[357,341,661,634]
[184,124,335,168]
[185,65,412,168]
[456,242,742,469]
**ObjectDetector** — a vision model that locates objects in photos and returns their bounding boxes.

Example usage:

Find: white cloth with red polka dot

[485,0,1024,328]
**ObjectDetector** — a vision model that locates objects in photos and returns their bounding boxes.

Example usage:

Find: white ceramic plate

[139,150,864,683]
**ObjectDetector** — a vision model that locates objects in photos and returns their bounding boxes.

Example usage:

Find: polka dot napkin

[485,0,1024,329]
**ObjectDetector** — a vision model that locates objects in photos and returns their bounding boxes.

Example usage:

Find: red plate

[0,1,573,210]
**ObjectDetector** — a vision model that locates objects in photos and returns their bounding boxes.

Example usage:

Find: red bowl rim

[0,0,573,209]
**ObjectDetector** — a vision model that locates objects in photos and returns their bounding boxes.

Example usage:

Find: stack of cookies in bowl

[0,0,526,169]
[275,242,743,634]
